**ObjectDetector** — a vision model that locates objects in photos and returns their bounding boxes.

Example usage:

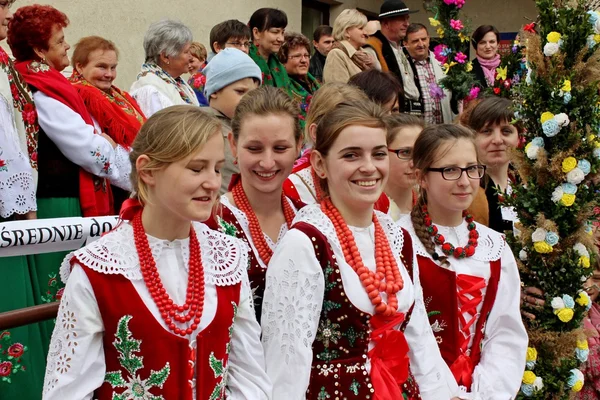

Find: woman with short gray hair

[130,19,199,116]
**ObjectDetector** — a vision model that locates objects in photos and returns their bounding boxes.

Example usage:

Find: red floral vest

[418,256,501,390]
[294,222,421,400]
[81,264,241,400]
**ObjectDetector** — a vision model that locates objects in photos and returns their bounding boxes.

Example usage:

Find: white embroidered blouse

[42,221,271,400]
[397,215,528,400]
[260,205,459,399]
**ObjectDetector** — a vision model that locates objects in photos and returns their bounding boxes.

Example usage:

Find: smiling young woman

[397,124,527,399]
[261,100,460,399]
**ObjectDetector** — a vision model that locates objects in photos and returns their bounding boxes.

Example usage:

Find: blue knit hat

[203,48,262,98]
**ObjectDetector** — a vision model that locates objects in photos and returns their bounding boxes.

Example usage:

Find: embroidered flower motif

[90,147,113,175]
[7,343,24,359]
[0,159,7,172]
[316,319,342,348]
[0,361,12,377]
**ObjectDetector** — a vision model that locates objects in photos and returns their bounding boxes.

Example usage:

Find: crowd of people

[1,0,599,399]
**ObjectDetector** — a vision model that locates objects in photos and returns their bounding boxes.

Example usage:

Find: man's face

[314,34,335,56]
[381,14,410,42]
[404,28,430,61]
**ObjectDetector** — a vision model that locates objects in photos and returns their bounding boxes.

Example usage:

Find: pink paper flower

[443,0,455,4]
[454,52,467,64]
[433,44,449,64]
[450,19,464,31]
[455,0,465,8]
[466,86,481,101]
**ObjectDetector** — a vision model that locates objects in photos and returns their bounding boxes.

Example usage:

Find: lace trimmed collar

[398,215,505,262]
[60,221,247,286]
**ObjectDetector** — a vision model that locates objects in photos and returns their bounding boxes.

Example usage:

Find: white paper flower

[519,249,528,261]
[544,42,560,56]
[567,168,585,185]
[532,228,548,242]
[551,297,566,310]
[555,113,570,127]
[533,377,544,391]
[526,144,540,160]
[574,243,590,258]
[551,186,564,203]
[594,19,600,34]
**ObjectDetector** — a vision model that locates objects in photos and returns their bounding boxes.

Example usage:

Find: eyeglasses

[0,0,14,9]
[426,165,486,181]
[388,147,412,160]
[226,41,251,49]
[289,53,310,61]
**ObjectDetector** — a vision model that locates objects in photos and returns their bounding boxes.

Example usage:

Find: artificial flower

[578,159,591,175]
[568,369,584,392]
[429,82,446,99]
[466,85,480,100]
[532,137,545,147]
[450,19,464,31]
[458,32,469,42]
[443,61,457,73]
[551,297,566,310]
[561,80,572,92]
[562,294,575,308]
[577,339,589,351]
[594,147,600,159]
[555,307,574,322]
[533,377,544,391]
[524,22,536,33]
[540,112,555,123]
[574,243,590,258]
[577,291,592,310]
[564,92,572,104]
[437,27,445,38]
[588,10,599,25]
[433,44,449,63]
[521,384,534,397]
[531,228,548,242]
[523,371,537,385]
[519,249,528,261]
[544,42,560,56]
[555,113,570,127]
[566,168,585,185]
[576,346,589,363]
[465,61,473,72]
[562,157,578,173]
[562,183,577,194]
[454,52,467,64]
[547,31,562,43]
[545,231,559,246]
[526,347,538,362]
[595,34,600,43]
[560,193,576,206]
[542,120,560,137]
[551,186,564,203]
[429,17,441,27]
[579,256,591,268]
[534,241,553,253]
[526,143,541,160]
[496,66,508,81]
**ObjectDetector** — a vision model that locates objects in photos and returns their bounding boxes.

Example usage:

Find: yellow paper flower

[577,292,591,307]
[525,143,532,152]
[562,156,578,172]
[547,31,562,43]
[594,34,600,44]
[443,61,457,74]
[437,27,445,38]
[465,61,473,72]
[573,380,584,392]
[555,307,574,322]
[540,111,555,123]
[429,17,440,27]
[458,32,469,43]
[579,256,591,268]
[526,347,538,362]
[560,193,576,207]
[577,339,589,350]
[496,66,508,81]
[523,371,537,385]
[561,80,572,92]
[534,241,553,253]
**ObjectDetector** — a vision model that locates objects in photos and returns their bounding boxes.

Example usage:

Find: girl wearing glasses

[397,124,527,399]
[262,100,459,399]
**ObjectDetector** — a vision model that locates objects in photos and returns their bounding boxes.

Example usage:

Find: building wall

[2,0,302,88]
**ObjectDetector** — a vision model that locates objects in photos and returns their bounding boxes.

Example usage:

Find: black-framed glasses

[427,165,486,181]
[388,147,412,160]
[226,41,251,49]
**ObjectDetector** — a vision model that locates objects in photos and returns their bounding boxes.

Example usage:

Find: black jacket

[309,51,326,82]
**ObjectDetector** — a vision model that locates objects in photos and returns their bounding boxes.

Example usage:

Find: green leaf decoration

[209,352,224,378]
[104,371,126,387]
[147,364,171,388]
[113,315,143,376]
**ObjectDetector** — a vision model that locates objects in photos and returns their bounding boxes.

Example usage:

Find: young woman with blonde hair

[262,100,459,399]
[397,124,527,399]
[43,106,270,399]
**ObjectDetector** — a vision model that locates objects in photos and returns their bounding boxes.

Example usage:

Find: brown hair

[209,19,251,53]
[130,105,222,206]
[472,25,500,48]
[278,32,311,64]
[189,42,207,61]
[348,69,404,111]
[305,83,368,144]
[404,23,429,42]
[384,114,425,144]
[71,36,119,69]
[313,100,386,193]
[410,124,477,264]
[463,96,521,133]
[313,25,333,42]
[231,86,301,143]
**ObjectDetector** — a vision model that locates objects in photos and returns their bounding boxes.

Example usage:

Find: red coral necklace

[232,180,295,264]
[321,198,403,316]
[422,205,479,259]
[132,211,205,337]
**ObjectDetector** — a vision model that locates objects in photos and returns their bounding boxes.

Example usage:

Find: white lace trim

[109,145,132,192]
[220,195,293,269]
[0,170,36,217]
[292,166,317,202]
[60,222,246,286]
[398,215,505,262]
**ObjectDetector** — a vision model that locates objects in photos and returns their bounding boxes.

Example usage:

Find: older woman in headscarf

[278,32,320,131]
[69,36,146,210]
[130,19,199,116]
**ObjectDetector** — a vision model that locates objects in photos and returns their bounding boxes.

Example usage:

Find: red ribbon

[368,313,411,400]
[119,198,143,221]
[450,353,474,389]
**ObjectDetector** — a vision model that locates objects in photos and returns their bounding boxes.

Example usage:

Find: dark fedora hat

[379,0,419,19]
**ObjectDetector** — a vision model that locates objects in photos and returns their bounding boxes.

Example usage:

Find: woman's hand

[100,132,117,149]
[521,286,545,320]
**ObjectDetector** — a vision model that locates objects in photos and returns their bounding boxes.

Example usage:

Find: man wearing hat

[364,0,422,115]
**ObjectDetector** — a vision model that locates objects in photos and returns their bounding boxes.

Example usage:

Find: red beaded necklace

[310,166,325,202]
[422,205,479,259]
[232,180,296,265]
[132,211,205,337]
[321,198,404,317]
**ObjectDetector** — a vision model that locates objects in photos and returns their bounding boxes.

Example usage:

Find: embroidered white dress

[42,221,271,400]
[130,73,199,118]
[261,204,459,399]
[397,215,528,400]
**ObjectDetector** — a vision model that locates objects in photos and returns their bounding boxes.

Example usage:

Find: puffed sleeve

[33,91,132,191]
[43,264,106,400]
[0,96,36,217]
[470,246,528,399]
[129,85,174,118]
[261,228,325,399]
[226,268,272,399]
[404,247,460,399]
[323,49,351,84]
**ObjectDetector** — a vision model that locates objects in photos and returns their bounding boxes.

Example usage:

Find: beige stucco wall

[2,0,301,88]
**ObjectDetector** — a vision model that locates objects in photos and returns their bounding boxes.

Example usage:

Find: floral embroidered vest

[294,222,421,400]
[418,256,501,389]
[81,265,241,400]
